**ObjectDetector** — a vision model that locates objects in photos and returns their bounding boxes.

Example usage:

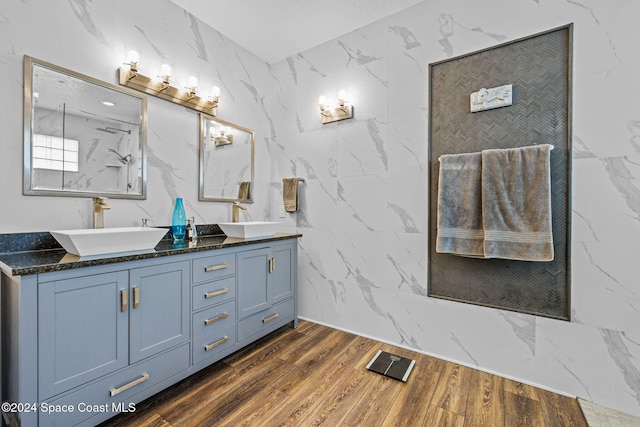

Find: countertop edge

[1,233,302,277]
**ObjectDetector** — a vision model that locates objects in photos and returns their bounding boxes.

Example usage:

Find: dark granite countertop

[0,228,301,276]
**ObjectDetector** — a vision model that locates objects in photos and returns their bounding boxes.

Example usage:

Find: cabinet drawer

[238,298,295,342]
[192,276,236,311]
[193,325,237,365]
[192,253,236,283]
[192,299,236,338]
[40,344,189,427]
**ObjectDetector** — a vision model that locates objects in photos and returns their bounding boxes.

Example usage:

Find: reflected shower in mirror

[199,114,254,202]
[24,56,148,199]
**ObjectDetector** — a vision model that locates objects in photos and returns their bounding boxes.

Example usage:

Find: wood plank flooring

[100,320,587,427]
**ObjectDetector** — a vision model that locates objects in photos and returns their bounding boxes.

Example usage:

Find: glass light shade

[211,86,221,97]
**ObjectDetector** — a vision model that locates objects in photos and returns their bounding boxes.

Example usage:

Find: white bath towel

[481,144,554,261]
[436,152,485,257]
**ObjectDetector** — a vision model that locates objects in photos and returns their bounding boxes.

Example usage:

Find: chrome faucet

[231,201,247,222]
[92,197,111,228]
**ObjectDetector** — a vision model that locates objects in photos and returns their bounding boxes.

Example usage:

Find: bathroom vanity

[0,229,300,426]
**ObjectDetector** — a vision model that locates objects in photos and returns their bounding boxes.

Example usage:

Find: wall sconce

[117,54,219,116]
[318,90,353,124]
[209,125,233,146]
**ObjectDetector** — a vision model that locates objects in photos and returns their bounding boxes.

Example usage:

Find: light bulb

[338,90,346,101]
[126,50,140,64]
[187,75,198,89]
[318,95,327,105]
[160,63,172,77]
[211,86,221,97]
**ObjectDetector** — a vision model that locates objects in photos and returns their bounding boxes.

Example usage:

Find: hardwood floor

[100,320,587,427]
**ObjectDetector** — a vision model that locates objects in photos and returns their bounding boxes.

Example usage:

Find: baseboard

[298,316,576,399]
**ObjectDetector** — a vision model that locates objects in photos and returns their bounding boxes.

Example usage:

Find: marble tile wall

[270,0,640,416]
[0,0,272,232]
[2,0,640,418]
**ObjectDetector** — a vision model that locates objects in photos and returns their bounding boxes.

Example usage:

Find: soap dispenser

[190,217,198,241]
[185,218,193,241]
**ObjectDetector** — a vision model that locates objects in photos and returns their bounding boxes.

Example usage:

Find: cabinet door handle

[109,373,149,396]
[204,263,229,272]
[120,289,128,312]
[268,258,275,273]
[204,288,229,299]
[132,287,140,309]
[262,313,279,323]
[204,336,229,351]
[204,312,229,325]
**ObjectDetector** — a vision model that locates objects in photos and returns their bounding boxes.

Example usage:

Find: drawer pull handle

[109,373,149,397]
[204,263,229,272]
[262,313,280,323]
[204,312,229,325]
[120,289,128,312]
[204,288,229,299]
[205,336,229,351]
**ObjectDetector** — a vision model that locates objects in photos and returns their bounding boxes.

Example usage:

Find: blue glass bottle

[172,198,186,241]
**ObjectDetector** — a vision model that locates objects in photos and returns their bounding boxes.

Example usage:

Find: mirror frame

[199,113,255,203]
[23,55,148,199]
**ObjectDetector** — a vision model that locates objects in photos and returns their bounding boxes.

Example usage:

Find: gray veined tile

[68,0,111,48]
[389,25,421,50]
[601,329,640,407]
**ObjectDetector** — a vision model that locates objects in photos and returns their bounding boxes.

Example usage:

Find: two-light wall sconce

[318,90,353,124]
[118,49,220,116]
[209,125,234,147]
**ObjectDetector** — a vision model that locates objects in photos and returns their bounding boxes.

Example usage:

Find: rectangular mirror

[199,114,255,203]
[24,56,147,199]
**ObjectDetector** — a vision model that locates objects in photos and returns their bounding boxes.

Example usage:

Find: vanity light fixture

[117,53,219,116]
[318,90,353,124]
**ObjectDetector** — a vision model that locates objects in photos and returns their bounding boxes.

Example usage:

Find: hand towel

[436,152,485,257]
[481,144,554,261]
[283,178,298,212]
[237,181,251,200]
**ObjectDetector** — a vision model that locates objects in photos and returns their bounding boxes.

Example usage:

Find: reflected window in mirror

[199,114,255,203]
[23,56,148,199]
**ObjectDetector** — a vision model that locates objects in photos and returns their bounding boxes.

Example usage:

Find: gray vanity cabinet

[1,235,299,426]
[237,240,297,343]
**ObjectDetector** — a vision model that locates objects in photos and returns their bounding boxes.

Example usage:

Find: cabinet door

[269,243,295,304]
[237,247,270,318]
[38,271,129,400]
[129,260,190,363]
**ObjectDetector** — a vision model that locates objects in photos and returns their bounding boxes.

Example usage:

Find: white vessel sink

[50,227,167,257]
[218,222,281,239]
